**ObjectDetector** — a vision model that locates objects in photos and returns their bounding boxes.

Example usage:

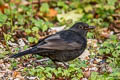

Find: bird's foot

[35,58,49,63]
[55,62,69,69]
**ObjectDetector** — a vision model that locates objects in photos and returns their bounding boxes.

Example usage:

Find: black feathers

[9,47,38,58]
[10,22,95,62]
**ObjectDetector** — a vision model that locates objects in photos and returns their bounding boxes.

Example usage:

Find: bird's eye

[79,25,83,29]
[85,27,88,29]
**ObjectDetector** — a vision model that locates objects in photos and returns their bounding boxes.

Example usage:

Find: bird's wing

[37,34,82,50]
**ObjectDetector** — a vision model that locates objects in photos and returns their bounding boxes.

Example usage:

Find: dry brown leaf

[93,60,98,64]
[46,8,57,17]
[12,71,20,78]
[83,70,91,78]
[100,28,111,39]
[0,4,8,13]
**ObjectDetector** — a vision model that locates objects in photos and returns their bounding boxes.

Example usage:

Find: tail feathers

[9,47,38,58]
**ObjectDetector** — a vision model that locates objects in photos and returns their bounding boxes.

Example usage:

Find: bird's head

[70,22,95,36]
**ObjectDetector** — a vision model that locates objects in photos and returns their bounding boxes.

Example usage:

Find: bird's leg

[35,58,49,63]
[54,61,69,69]
[63,62,69,68]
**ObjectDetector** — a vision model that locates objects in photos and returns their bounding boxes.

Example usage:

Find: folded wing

[37,34,82,50]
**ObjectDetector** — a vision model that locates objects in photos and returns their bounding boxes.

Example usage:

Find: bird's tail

[9,47,38,58]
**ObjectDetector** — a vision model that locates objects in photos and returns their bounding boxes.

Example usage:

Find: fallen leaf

[83,70,91,78]
[46,8,57,17]
[57,9,84,23]
[79,50,90,60]
[0,4,8,13]
[12,71,20,78]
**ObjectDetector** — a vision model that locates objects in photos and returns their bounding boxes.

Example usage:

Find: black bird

[10,22,95,65]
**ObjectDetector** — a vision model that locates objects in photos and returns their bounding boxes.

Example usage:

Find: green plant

[99,35,120,67]
[40,3,50,13]
[0,12,7,26]
[23,59,86,79]
[10,59,19,70]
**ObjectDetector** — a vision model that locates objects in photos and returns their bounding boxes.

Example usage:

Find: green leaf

[0,53,5,58]
[28,37,35,43]
[23,45,29,50]
[57,1,65,7]
[46,72,52,78]
[84,5,93,12]
[107,0,117,6]
[17,14,24,25]
[110,35,117,41]
[45,22,53,28]
[34,20,44,27]
[77,73,83,79]
[41,24,48,32]
[4,9,11,15]
[0,13,7,24]
[25,29,31,34]
[87,32,94,38]
[3,33,11,41]
[89,72,98,80]
[40,3,49,13]
[57,9,83,23]
[71,77,79,80]
[32,27,39,32]
[57,1,68,10]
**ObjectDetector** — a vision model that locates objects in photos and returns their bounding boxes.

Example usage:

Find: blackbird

[10,22,95,64]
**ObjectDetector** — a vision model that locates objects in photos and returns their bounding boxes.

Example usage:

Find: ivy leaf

[32,27,39,32]
[41,24,48,32]
[25,29,31,34]
[28,37,35,43]
[40,3,49,13]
